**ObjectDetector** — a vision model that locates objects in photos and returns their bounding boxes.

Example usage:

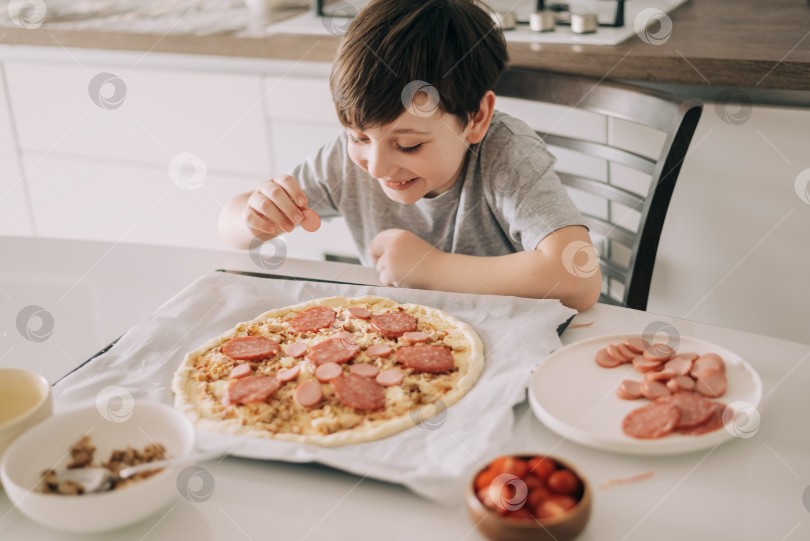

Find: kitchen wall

[649,102,810,345]
[0,47,808,345]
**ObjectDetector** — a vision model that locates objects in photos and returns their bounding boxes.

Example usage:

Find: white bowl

[0,401,195,532]
[0,368,53,462]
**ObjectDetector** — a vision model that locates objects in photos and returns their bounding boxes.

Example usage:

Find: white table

[2,236,809,541]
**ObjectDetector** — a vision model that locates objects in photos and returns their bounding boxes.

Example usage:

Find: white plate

[528,334,763,455]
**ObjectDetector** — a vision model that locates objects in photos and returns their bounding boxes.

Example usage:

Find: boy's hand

[244,175,321,238]
[368,229,442,288]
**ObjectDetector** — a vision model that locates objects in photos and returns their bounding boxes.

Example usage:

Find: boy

[220,0,602,311]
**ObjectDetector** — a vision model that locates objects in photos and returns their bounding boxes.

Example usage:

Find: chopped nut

[338,412,361,429]
[67,435,95,469]
[41,469,59,491]
[57,479,84,495]
[40,435,169,495]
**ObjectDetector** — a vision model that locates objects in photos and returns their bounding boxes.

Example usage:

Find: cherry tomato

[526,485,552,509]
[488,455,510,473]
[477,487,496,510]
[474,467,498,491]
[489,455,530,479]
[523,473,542,492]
[487,471,530,515]
[547,470,581,495]
[552,495,577,512]
[534,498,566,520]
[527,456,557,480]
[507,508,533,520]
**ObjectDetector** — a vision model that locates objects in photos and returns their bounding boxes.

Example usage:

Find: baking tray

[55,269,574,385]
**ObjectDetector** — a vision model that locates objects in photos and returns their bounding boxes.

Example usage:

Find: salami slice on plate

[622,402,680,439]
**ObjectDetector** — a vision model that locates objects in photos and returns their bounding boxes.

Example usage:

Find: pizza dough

[172,296,484,446]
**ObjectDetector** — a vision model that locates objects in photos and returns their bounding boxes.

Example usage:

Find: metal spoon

[55,448,227,494]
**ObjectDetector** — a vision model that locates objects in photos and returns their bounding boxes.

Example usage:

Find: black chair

[495,68,702,310]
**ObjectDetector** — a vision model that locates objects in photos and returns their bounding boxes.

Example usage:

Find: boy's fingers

[367,234,386,263]
[244,208,276,236]
[368,229,398,255]
[248,228,277,242]
[257,181,303,229]
[376,264,395,287]
[299,208,321,232]
[276,175,308,208]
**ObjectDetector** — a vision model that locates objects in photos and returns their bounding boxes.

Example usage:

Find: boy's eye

[348,133,367,144]
[397,144,422,154]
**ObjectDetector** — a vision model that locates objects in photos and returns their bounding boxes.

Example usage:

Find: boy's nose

[366,147,397,180]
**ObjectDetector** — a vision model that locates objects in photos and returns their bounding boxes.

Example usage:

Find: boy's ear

[465,90,496,144]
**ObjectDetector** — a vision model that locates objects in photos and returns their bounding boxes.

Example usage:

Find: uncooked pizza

[172,296,484,446]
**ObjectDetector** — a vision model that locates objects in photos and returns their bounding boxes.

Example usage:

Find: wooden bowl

[465,454,592,541]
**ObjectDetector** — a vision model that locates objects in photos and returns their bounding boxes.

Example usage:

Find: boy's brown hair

[330,0,508,129]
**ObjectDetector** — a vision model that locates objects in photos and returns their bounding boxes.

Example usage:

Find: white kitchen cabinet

[4,62,272,177]
[2,58,361,261]
[263,75,341,124]
[268,121,341,177]
[262,74,342,174]
[21,153,360,261]
[23,155,259,250]
[0,64,33,236]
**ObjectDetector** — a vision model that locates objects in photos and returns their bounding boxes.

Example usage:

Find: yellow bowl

[0,368,52,462]
[465,454,592,541]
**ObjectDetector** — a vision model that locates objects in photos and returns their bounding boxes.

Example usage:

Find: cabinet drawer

[269,121,341,175]
[24,155,258,249]
[263,75,341,125]
[24,154,362,261]
[5,62,271,177]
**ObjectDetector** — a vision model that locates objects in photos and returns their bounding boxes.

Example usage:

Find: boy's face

[346,111,472,205]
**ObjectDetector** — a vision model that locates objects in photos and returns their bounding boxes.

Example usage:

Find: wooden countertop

[1,0,809,90]
[508,0,810,91]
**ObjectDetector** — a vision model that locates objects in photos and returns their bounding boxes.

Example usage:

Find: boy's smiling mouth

[382,177,418,190]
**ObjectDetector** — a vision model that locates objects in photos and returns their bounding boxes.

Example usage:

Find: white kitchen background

[1,47,809,346]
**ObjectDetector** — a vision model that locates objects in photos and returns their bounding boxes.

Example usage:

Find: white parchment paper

[53,271,575,504]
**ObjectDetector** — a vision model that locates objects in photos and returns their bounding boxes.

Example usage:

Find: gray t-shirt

[292,110,583,265]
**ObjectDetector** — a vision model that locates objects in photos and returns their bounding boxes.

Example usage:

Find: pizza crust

[172,296,484,446]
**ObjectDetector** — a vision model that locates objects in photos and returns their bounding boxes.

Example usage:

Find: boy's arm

[367,225,602,311]
[218,192,257,250]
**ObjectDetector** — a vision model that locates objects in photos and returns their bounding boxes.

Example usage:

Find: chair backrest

[495,68,702,310]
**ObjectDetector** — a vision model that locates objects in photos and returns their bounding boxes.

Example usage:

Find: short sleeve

[480,120,584,251]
